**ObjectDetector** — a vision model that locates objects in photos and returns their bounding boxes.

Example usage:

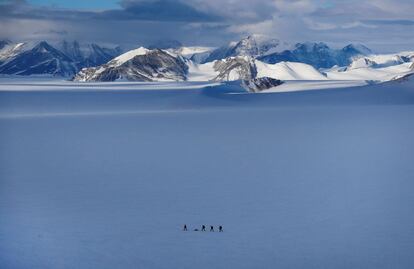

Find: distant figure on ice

[210,225,214,232]
[219,226,223,232]
[202,225,206,232]
[183,224,187,231]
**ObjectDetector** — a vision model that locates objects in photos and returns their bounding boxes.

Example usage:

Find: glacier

[0,76,414,269]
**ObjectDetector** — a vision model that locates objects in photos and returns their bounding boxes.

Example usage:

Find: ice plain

[1,77,414,269]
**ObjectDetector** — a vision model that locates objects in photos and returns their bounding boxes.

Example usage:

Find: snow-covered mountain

[73,50,269,83]
[161,46,214,64]
[347,52,413,70]
[259,42,373,69]
[58,40,122,68]
[187,57,327,82]
[73,47,188,82]
[203,34,285,63]
[242,77,284,92]
[256,61,328,81]
[0,40,28,65]
[199,36,373,69]
[212,57,258,81]
[1,35,413,84]
[76,44,328,83]
[72,41,414,86]
[0,41,78,76]
[325,55,414,82]
[0,40,122,76]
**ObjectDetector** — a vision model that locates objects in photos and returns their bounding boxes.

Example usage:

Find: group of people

[183,224,223,232]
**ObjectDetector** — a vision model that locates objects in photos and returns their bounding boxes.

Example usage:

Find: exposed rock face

[211,57,285,91]
[74,49,188,82]
[204,35,281,63]
[242,77,284,92]
[213,57,257,81]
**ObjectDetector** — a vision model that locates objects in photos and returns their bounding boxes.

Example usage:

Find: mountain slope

[72,43,414,84]
[0,41,77,76]
[74,48,188,82]
[202,36,372,69]
[203,35,283,63]
[259,42,372,69]
[187,56,326,82]
[256,61,327,80]
[212,57,257,81]
[0,41,27,65]
[58,40,122,68]
[165,46,214,64]
[0,40,122,77]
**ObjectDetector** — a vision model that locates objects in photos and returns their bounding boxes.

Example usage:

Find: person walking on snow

[202,225,206,232]
[219,226,223,232]
[183,224,187,231]
[210,225,214,232]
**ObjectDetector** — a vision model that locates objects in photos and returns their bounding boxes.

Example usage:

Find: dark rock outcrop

[242,77,284,92]
[213,57,257,81]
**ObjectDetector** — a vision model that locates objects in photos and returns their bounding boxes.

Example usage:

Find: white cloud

[0,0,413,52]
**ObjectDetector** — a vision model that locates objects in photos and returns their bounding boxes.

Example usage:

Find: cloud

[363,19,414,26]
[34,29,69,36]
[0,0,413,52]
[274,0,318,14]
[97,0,222,22]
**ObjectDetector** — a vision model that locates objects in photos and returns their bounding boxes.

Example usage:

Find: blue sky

[0,0,413,52]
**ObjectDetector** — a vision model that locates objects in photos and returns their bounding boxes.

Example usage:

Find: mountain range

[0,40,121,76]
[257,42,373,69]
[74,47,188,82]
[200,35,373,69]
[0,35,413,88]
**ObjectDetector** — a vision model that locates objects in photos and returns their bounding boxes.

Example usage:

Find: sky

[0,0,413,52]
[27,0,120,9]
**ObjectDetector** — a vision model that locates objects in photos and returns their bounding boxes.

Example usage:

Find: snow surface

[256,61,328,80]
[187,61,217,81]
[365,52,414,65]
[0,76,221,92]
[326,62,413,81]
[186,56,413,84]
[186,59,329,82]
[167,46,214,58]
[1,78,414,269]
[111,47,149,66]
[61,43,414,84]
[0,42,28,62]
[260,80,368,93]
